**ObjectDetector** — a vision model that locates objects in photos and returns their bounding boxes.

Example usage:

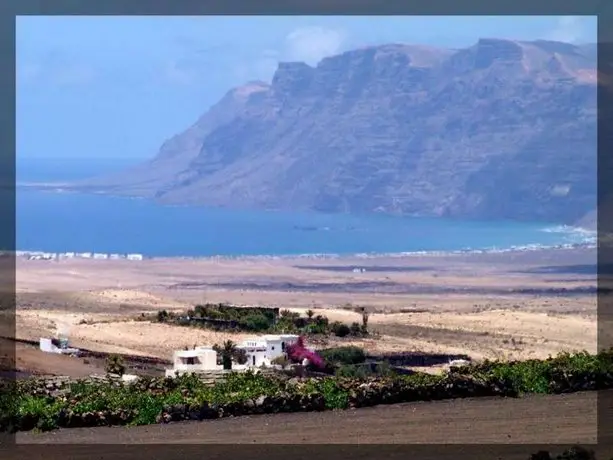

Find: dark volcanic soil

[17,391,600,445]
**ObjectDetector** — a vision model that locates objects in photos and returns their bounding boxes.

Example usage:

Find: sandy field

[5,246,600,374]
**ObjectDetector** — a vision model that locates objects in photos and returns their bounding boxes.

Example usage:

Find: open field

[10,247,600,374]
[0,338,170,379]
[16,390,600,445]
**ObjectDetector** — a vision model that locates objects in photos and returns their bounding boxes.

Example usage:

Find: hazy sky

[16,16,597,160]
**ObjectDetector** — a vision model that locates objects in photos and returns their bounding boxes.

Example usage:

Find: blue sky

[16,16,597,160]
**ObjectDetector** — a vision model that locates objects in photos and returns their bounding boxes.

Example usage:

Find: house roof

[175,349,214,357]
[238,346,267,352]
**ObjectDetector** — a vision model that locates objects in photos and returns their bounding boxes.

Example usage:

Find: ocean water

[15,158,595,258]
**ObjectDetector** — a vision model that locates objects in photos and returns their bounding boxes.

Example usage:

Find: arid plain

[8,246,599,376]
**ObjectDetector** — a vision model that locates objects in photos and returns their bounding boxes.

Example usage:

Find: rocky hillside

[78,38,597,225]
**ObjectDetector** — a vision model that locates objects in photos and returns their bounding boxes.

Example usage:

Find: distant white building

[39,337,80,355]
[93,253,109,260]
[242,334,300,367]
[77,252,92,259]
[126,253,143,261]
[165,334,300,377]
[166,347,218,377]
[28,253,56,261]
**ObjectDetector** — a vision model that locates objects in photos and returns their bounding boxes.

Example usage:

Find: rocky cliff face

[80,38,597,225]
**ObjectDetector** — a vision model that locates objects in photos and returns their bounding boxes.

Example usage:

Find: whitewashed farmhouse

[39,337,80,355]
[165,334,300,377]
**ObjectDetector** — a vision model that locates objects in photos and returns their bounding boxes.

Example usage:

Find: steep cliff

[79,38,597,225]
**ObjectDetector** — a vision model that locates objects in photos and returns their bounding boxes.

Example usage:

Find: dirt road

[17,391,599,445]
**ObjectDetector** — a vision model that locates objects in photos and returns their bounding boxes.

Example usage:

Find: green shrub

[105,354,126,377]
[331,322,350,337]
[320,346,367,365]
[156,303,338,336]
[349,322,362,336]
[280,309,299,320]
[335,364,370,379]
[375,361,395,377]
[273,319,298,333]
[314,315,329,327]
[335,361,395,378]
[529,446,597,460]
[292,317,308,329]
[239,313,272,332]
[156,310,169,322]
[317,378,350,410]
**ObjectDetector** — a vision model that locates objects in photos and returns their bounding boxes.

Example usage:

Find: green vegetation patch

[152,303,370,338]
[2,349,612,433]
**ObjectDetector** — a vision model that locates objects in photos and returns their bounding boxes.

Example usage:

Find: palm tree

[354,306,369,335]
[361,310,370,335]
[213,340,248,370]
[306,309,315,320]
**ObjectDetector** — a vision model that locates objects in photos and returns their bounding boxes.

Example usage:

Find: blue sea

[15,157,595,258]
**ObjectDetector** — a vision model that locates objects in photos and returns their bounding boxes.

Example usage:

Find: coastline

[15,184,596,262]
[12,241,596,266]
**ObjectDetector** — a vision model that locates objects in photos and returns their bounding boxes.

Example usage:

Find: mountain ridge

[72,38,597,227]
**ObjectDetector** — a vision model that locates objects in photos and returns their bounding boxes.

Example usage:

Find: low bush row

[529,446,598,460]
[152,304,370,338]
[2,349,612,433]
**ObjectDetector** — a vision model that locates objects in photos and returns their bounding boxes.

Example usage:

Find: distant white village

[16,250,144,261]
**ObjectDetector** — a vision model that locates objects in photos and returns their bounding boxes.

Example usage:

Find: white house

[93,253,109,260]
[39,337,80,355]
[126,253,144,261]
[239,334,299,367]
[165,334,300,377]
[165,347,218,377]
[34,253,56,260]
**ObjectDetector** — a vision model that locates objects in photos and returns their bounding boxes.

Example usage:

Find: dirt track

[17,391,600,445]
